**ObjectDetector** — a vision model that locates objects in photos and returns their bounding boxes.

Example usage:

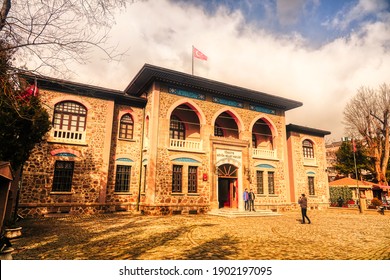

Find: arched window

[303,140,314,158]
[214,124,224,137]
[170,116,185,140]
[53,101,87,132]
[214,112,239,138]
[252,134,257,148]
[252,119,273,149]
[119,114,134,139]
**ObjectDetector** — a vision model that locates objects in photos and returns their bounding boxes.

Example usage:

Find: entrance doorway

[217,164,238,209]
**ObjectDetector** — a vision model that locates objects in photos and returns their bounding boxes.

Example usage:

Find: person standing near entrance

[249,189,256,211]
[298,194,311,224]
[243,188,249,211]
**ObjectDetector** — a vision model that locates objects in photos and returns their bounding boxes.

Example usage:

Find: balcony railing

[50,128,86,144]
[253,148,277,160]
[170,139,202,152]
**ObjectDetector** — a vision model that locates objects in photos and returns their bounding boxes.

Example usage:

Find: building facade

[18,64,330,216]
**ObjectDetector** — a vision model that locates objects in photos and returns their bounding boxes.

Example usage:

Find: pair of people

[243,188,255,211]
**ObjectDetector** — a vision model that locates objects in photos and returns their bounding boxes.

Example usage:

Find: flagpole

[191,45,194,75]
[352,138,361,213]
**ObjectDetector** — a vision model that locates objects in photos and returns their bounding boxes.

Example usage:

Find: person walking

[298,193,311,224]
[249,189,256,211]
[243,188,249,211]
[337,196,344,207]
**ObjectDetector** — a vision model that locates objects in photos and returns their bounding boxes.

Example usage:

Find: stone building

[18,64,330,216]
[287,124,331,209]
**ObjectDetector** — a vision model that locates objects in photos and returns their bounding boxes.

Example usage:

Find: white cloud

[60,0,390,142]
[325,0,389,30]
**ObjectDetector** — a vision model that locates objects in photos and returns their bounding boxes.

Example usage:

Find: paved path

[9,208,390,260]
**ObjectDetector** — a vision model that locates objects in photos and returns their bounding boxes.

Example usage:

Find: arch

[216,157,241,168]
[255,163,276,169]
[249,115,278,137]
[170,154,202,163]
[115,154,135,162]
[118,113,134,139]
[53,101,87,132]
[118,108,139,124]
[168,101,203,141]
[50,148,80,157]
[51,95,92,110]
[301,136,317,146]
[212,107,244,132]
[302,138,315,158]
[217,164,238,178]
[166,98,206,125]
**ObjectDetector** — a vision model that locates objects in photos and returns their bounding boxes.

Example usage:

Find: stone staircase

[207,208,282,218]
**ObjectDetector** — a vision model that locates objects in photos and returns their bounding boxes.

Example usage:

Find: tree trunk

[381,112,390,185]
[0,0,11,32]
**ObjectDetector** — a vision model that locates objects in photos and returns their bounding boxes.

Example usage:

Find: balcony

[253,148,277,160]
[49,128,86,144]
[169,139,202,152]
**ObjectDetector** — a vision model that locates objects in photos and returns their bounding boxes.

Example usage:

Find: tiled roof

[329,177,373,187]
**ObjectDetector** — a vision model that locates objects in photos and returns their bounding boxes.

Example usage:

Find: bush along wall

[329,187,353,206]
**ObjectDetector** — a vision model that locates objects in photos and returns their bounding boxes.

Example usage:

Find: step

[207,208,282,218]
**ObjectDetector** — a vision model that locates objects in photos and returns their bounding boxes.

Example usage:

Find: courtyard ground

[7,208,390,260]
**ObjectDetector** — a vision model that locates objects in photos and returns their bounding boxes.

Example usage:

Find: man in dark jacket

[249,189,256,211]
[298,194,311,224]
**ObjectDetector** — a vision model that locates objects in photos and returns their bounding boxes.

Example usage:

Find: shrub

[371,197,382,207]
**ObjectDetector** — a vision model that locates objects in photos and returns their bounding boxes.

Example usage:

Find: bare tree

[0,0,131,75]
[344,84,390,185]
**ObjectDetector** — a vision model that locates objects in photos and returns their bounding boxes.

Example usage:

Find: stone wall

[105,104,144,211]
[140,82,292,213]
[287,132,330,210]
[19,88,131,216]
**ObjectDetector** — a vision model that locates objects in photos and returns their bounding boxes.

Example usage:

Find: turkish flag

[352,138,357,153]
[19,80,39,101]
[193,47,208,61]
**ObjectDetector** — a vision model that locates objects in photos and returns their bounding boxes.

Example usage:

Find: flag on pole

[20,78,39,101]
[193,46,208,61]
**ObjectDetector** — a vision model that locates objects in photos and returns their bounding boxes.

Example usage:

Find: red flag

[19,79,39,101]
[352,138,357,153]
[193,46,208,61]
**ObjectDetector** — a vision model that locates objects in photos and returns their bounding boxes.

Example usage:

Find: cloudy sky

[66,0,390,142]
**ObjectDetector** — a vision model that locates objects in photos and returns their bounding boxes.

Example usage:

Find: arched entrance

[217,164,238,209]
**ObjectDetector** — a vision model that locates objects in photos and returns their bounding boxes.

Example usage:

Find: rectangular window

[52,161,74,192]
[188,166,198,193]
[256,170,264,194]
[308,176,315,195]
[115,165,131,192]
[172,165,183,193]
[268,171,275,194]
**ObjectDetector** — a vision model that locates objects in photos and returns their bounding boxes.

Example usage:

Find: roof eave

[286,123,331,137]
[125,64,303,111]
[19,72,147,107]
